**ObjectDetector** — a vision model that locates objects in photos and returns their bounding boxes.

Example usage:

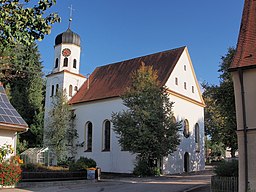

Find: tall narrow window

[55,58,59,68]
[51,85,54,97]
[175,77,178,85]
[69,85,73,97]
[73,59,77,68]
[184,65,187,71]
[63,57,68,67]
[192,86,195,93]
[103,120,111,151]
[195,123,200,152]
[183,119,190,138]
[56,84,59,95]
[85,122,93,152]
[74,86,78,92]
[184,82,187,90]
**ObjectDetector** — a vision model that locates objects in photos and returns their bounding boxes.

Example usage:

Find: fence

[211,176,238,192]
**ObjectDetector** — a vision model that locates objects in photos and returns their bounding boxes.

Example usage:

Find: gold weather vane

[68,4,75,29]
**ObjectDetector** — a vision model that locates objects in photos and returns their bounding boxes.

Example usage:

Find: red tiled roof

[69,46,185,104]
[230,0,256,70]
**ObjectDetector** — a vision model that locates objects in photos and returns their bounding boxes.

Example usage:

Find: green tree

[0,0,60,46]
[112,63,181,175]
[203,47,237,157]
[0,43,45,149]
[45,91,78,162]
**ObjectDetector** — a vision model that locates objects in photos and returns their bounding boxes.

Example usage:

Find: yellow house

[229,0,256,191]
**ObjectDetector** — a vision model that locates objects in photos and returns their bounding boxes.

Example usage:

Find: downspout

[238,69,248,191]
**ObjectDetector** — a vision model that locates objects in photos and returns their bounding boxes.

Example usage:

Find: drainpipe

[238,69,248,191]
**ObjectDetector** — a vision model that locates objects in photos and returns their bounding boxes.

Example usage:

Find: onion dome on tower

[55,28,81,47]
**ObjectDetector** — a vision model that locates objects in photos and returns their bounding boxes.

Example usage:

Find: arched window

[55,84,59,95]
[183,119,190,138]
[195,123,200,152]
[63,57,68,67]
[69,85,73,97]
[51,85,54,97]
[103,120,111,151]
[73,59,77,68]
[85,122,93,152]
[55,58,59,68]
[74,86,78,92]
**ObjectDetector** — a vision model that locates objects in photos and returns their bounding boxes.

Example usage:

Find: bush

[133,159,160,176]
[0,161,22,186]
[213,159,238,177]
[0,144,23,186]
[69,157,96,171]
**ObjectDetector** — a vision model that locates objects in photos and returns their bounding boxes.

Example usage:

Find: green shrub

[69,157,96,171]
[213,159,238,177]
[133,159,161,176]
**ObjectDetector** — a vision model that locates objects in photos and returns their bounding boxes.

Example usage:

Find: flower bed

[0,144,23,187]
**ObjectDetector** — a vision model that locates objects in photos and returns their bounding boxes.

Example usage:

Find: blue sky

[38,0,244,85]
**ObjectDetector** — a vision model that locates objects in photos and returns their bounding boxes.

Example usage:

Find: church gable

[166,47,204,106]
[69,46,185,104]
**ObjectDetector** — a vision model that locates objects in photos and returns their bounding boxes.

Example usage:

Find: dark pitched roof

[230,0,256,70]
[70,46,185,104]
[55,28,81,47]
[0,83,28,131]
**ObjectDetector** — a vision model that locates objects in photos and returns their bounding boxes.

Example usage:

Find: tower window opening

[74,86,78,92]
[55,58,59,68]
[56,84,59,95]
[73,59,77,68]
[51,85,54,97]
[69,84,73,97]
[64,58,68,67]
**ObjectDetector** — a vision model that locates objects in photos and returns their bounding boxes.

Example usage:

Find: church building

[44,26,205,174]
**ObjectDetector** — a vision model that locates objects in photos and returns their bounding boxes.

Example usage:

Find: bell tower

[53,28,81,74]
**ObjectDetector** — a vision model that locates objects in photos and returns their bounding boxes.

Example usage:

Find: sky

[38,0,244,85]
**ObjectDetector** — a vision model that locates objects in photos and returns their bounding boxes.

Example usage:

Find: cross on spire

[68,4,75,29]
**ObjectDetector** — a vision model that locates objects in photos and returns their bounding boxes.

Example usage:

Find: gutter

[238,69,249,192]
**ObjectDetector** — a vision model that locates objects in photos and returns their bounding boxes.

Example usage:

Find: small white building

[0,83,28,157]
[44,27,205,174]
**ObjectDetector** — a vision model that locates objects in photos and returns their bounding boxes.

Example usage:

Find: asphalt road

[2,168,212,192]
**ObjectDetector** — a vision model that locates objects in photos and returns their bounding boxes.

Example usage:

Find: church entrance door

[184,152,189,172]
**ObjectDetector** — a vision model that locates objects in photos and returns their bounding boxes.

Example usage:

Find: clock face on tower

[62,48,71,57]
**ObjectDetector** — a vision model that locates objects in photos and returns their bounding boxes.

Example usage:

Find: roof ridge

[95,46,186,70]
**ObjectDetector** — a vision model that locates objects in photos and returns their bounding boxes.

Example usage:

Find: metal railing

[211,176,238,192]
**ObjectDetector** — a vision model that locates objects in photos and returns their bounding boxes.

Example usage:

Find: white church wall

[162,94,205,174]
[73,98,136,173]
[73,93,204,174]
[166,48,202,103]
